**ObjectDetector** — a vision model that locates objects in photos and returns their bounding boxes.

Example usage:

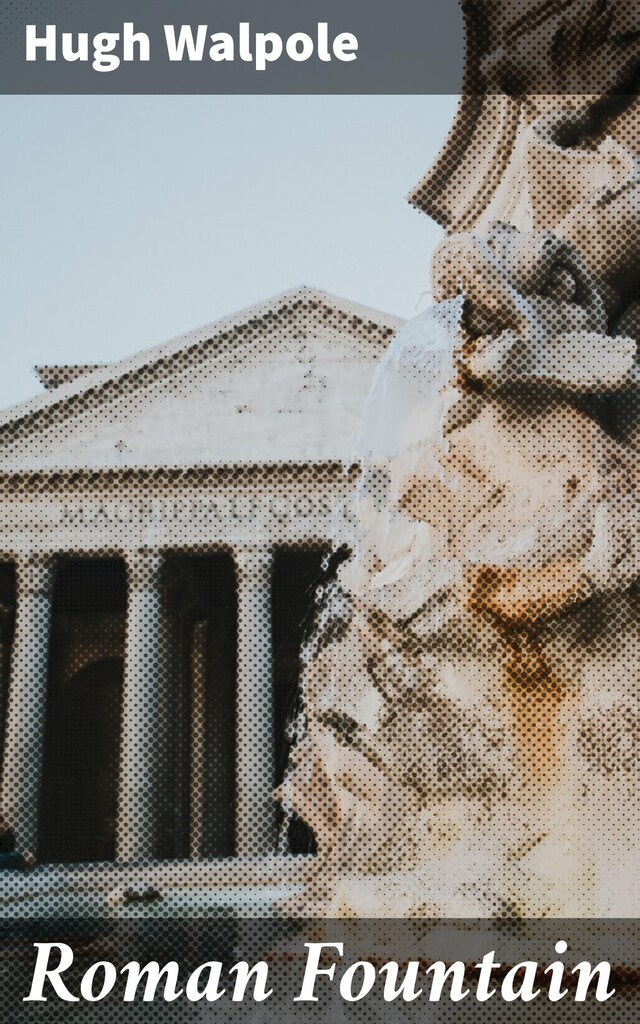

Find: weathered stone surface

[279,10,640,916]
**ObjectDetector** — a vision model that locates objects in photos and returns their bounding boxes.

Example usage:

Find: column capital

[124,549,162,590]
[15,554,53,596]
[234,545,273,582]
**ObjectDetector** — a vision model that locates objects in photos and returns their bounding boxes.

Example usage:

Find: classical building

[0,286,401,910]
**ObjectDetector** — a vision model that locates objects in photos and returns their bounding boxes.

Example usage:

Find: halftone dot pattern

[0,290,392,903]
[3,4,640,1019]
[282,147,640,915]
[1,558,52,858]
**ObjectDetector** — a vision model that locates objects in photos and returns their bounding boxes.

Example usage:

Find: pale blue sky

[0,95,457,409]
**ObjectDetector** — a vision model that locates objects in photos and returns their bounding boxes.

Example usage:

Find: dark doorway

[0,561,16,771]
[271,546,328,854]
[38,557,127,864]
[159,552,237,860]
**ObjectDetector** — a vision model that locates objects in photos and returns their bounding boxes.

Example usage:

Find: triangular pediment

[0,287,402,472]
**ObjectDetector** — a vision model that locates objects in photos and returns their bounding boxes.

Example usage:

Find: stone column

[189,618,207,860]
[116,550,162,862]
[0,555,53,854]
[235,545,276,856]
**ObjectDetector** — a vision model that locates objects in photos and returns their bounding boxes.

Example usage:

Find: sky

[0,95,458,410]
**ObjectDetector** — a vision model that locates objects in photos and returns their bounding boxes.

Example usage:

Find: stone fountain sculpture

[278,2,640,917]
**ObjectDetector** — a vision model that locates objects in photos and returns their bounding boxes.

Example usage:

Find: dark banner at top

[0,0,464,94]
[1,0,640,95]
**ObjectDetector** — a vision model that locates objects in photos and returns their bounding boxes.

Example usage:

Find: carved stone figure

[278,3,640,917]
